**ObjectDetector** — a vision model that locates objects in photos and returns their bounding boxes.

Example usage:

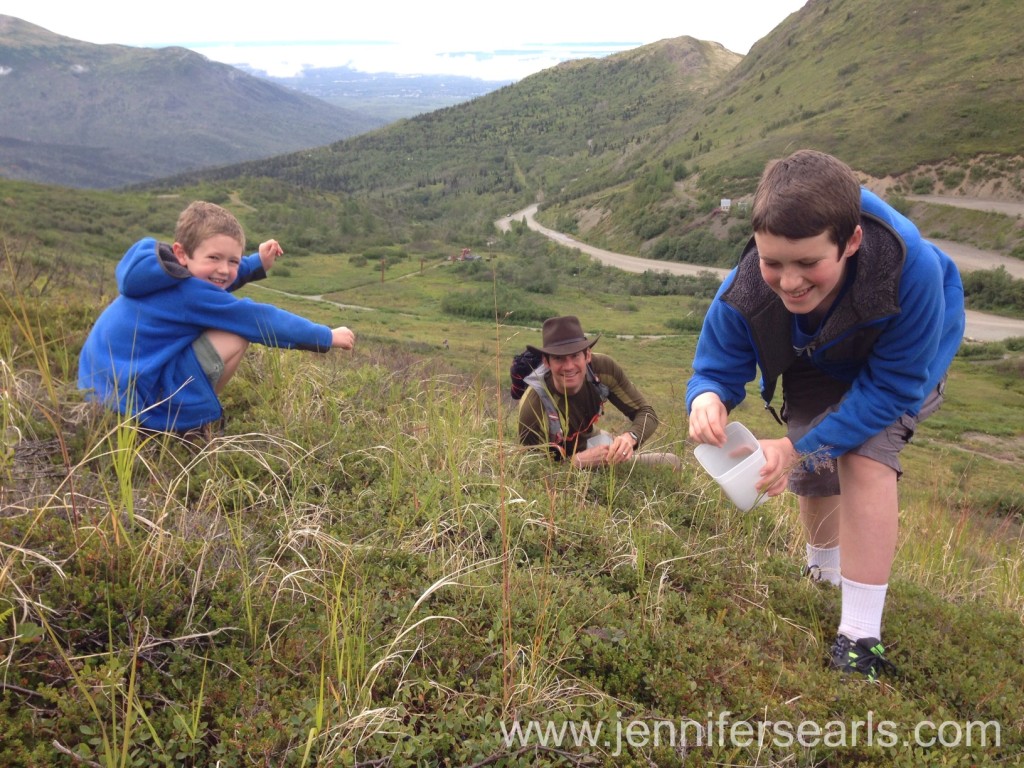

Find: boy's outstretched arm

[331,326,356,350]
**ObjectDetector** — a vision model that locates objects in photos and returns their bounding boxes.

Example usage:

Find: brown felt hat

[527,316,600,356]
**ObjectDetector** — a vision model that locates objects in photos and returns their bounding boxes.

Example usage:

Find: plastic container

[694,422,767,511]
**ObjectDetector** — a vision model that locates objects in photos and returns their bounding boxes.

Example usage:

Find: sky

[4,1,808,81]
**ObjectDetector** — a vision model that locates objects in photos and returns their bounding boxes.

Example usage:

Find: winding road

[496,203,1024,342]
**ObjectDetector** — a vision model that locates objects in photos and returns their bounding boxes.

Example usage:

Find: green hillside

[2,0,1024,763]
[0,16,383,189]
[542,0,1024,255]
[153,0,1024,262]
[698,0,1024,176]
[151,35,742,253]
[2,214,1023,765]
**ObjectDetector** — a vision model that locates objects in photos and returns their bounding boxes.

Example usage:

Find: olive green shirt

[517,353,659,457]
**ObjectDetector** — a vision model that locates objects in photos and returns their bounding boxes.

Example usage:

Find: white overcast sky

[4,1,808,80]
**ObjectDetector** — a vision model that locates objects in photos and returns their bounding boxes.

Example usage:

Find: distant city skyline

[3,1,808,81]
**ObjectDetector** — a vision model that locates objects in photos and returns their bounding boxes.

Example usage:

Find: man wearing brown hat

[517,316,679,469]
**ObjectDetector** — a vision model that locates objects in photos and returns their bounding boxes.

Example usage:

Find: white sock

[806,544,842,585]
[838,577,888,641]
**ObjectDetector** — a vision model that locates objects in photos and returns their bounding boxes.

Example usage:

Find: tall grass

[2,259,1024,766]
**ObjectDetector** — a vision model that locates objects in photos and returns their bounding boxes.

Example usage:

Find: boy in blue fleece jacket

[686,150,965,680]
[78,201,356,433]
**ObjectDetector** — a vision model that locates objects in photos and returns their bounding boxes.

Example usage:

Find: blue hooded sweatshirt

[686,188,965,460]
[78,238,334,431]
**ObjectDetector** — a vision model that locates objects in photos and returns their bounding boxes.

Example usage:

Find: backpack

[509,347,542,400]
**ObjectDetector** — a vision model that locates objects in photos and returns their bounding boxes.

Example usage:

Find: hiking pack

[509,348,542,400]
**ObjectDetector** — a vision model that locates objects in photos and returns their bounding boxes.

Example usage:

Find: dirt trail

[908,194,1024,280]
[907,194,1024,218]
[496,202,1024,342]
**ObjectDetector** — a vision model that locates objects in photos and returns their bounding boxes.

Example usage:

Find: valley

[498,202,1024,342]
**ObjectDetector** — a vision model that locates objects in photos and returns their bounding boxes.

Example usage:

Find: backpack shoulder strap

[521,367,566,446]
[586,363,609,403]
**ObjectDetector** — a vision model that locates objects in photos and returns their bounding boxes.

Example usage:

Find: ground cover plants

[2,230,1024,767]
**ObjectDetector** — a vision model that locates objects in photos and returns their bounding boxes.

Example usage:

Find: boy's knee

[194,331,249,392]
[845,450,894,469]
[193,332,227,388]
[203,329,249,358]
[841,452,898,482]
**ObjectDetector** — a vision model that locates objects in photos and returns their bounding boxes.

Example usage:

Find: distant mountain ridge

[0,15,386,188]
[185,0,1024,258]
[248,65,514,123]
[5,0,1024,253]
[176,36,741,198]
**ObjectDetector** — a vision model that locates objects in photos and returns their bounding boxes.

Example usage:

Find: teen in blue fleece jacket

[78,201,355,432]
[686,151,964,680]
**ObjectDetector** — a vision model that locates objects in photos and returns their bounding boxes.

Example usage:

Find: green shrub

[1002,336,1024,352]
[957,341,1006,359]
[962,267,1024,315]
[911,176,936,194]
[940,168,966,189]
[440,286,553,323]
[665,315,705,333]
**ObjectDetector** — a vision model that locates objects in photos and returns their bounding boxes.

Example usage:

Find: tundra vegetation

[2,184,1023,767]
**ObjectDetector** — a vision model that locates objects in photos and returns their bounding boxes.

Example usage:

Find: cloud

[5,0,808,79]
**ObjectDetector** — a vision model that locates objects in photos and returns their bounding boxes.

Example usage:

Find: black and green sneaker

[802,564,823,581]
[801,564,840,587]
[828,634,896,682]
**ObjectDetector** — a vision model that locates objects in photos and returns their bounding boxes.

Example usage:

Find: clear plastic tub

[694,421,767,511]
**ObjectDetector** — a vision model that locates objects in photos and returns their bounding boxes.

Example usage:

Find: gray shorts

[192,332,225,388]
[781,359,945,497]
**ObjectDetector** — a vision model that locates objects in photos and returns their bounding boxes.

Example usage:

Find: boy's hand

[757,437,797,496]
[259,239,284,271]
[688,392,729,446]
[331,326,355,350]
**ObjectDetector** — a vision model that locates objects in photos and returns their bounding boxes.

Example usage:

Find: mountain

[582,0,1024,253]
[171,0,1024,259]
[157,37,741,233]
[249,65,514,122]
[0,15,386,189]
[669,0,1024,179]
[5,0,1024,263]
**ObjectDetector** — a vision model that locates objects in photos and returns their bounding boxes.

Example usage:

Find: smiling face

[545,349,592,395]
[173,234,244,289]
[756,226,862,319]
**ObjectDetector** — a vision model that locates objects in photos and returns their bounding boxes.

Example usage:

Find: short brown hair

[174,201,245,256]
[751,150,861,254]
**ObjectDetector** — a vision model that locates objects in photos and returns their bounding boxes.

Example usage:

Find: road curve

[496,205,730,279]
[496,204,1024,342]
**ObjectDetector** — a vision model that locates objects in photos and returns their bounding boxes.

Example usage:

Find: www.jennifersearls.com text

[500,711,1001,756]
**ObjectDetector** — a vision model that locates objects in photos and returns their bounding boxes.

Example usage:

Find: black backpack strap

[586,363,609,407]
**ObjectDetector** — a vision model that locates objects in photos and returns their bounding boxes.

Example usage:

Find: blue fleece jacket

[686,189,965,459]
[78,237,334,431]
